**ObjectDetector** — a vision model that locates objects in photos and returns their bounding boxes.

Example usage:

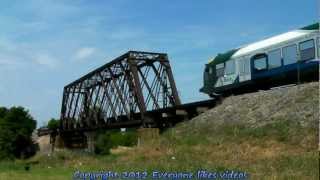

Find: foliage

[0,106,37,160]
[47,118,60,130]
[0,107,8,119]
[95,129,137,155]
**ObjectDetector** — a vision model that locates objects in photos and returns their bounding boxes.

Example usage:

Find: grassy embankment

[0,82,318,179]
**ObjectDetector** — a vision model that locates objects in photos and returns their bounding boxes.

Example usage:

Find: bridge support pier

[84,132,96,153]
[54,135,65,149]
[137,128,160,147]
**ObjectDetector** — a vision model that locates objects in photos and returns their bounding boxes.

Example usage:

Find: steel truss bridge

[60,51,184,131]
[59,51,216,146]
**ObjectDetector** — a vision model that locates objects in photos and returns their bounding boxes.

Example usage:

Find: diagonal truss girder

[60,51,181,131]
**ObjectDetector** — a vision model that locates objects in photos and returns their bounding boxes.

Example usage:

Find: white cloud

[74,47,96,61]
[34,54,59,69]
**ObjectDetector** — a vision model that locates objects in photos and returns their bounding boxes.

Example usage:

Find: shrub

[47,119,60,131]
[95,130,137,155]
[0,106,37,160]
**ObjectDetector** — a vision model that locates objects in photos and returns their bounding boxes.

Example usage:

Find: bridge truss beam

[60,51,181,131]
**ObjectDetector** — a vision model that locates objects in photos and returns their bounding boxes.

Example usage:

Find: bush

[0,106,37,160]
[0,129,15,160]
[95,130,137,155]
[47,118,60,131]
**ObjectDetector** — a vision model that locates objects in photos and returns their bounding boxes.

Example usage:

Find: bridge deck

[59,98,217,133]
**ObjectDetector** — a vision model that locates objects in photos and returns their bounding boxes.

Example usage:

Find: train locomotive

[200,23,319,97]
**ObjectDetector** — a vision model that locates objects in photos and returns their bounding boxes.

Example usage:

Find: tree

[47,118,60,130]
[0,106,37,160]
[0,107,8,118]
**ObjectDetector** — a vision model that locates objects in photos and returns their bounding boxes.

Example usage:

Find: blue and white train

[200,23,319,97]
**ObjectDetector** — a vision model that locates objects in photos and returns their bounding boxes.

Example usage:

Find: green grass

[0,118,318,180]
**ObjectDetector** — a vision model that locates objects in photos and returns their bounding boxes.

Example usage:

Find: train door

[238,57,251,82]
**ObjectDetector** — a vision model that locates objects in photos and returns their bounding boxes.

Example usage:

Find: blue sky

[0,0,318,126]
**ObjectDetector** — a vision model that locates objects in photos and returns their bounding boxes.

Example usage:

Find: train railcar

[200,23,319,97]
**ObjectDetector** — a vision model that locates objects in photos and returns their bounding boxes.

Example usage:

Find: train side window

[225,59,235,75]
[215,63,224,77]
[299,39,315,61]
[283,44,297,65]
[268,49,281,69]
[253,55,267,71]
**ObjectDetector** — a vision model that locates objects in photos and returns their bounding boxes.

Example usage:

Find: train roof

[208,23,319,66]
